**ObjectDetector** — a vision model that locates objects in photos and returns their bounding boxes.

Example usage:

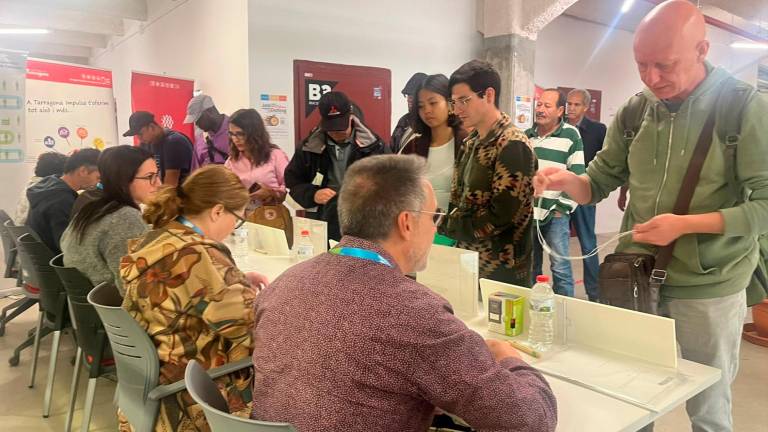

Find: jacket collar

[302,115,378,155]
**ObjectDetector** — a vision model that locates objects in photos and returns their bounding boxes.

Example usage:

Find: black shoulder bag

[598,108,716,314]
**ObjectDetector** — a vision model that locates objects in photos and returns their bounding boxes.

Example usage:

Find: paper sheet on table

[533,345,690,411]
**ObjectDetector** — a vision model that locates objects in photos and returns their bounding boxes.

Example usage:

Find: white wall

[248,0,483,156]
[90,0,250,146]
[535,15,767,234]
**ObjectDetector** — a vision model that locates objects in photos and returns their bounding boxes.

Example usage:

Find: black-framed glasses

[134,172,160,184]
[226,208,248,229]
[410,209,447,226]
[228,131,246,139]
[448,90,485,110]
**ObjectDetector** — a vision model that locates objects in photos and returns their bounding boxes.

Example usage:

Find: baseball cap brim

[183,112,198,124]
[321,113,351,132]
[123,128,139,137]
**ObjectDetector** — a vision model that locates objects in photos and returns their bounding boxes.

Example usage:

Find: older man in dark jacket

[566,88,606,302]
[285,91,388,241]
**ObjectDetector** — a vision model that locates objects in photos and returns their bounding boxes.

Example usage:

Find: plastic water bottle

[528,275,555,352]
[232,226,249,258]
[296,229,314,261]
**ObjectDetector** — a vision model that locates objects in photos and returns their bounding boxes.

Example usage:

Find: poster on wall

[293,60,391,147]
[130,72,194,144]
[0,50,26,163]
[557,86,603,122]
[25,58,117,162]
[513,95,533,130]
[257,93,290,149]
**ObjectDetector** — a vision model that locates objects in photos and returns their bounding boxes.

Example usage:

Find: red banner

[130,72,194,144]
[27,59,113,88]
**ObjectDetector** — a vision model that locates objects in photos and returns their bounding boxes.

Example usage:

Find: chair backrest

[87,282,161,432]
[16,233,67,326]
[51,255,111,374]
[1,216,17,278]
[184,360,296,432]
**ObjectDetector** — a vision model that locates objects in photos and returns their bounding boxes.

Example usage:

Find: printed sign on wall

[0,50,26,163]
[25,58,118,161]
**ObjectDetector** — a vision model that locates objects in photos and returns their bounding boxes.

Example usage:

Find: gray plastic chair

[88,282,254,432]
[185,360,296,432]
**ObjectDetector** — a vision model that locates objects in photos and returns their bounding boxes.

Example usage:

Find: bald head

[633,0,709,101]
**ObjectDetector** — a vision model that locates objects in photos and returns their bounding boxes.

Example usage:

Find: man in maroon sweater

[251,155,557,431]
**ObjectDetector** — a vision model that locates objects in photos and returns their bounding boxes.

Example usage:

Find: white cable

[535,197,633,261]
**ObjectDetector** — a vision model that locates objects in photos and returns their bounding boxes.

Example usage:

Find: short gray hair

[338,155,428,241]
[567,88,592,106]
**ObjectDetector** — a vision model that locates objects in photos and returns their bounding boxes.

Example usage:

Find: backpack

[620,76,767,306]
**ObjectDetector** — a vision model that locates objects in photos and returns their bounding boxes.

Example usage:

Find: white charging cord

[535,197,633,261]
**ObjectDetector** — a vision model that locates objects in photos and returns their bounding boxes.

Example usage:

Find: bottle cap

[535,275,550,283]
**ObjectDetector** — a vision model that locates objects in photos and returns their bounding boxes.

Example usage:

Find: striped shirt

[526,121,585,223]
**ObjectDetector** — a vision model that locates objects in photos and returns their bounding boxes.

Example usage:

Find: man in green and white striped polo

[525,89,585,296]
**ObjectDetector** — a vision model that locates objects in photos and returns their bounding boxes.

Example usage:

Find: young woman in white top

[399,74,466,211]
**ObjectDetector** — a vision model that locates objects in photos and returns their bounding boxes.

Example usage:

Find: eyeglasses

[410,209,447,226]
[226,207,248,229]
[134,172,160,184]
[448,91,485,110]
[228,131,246,139]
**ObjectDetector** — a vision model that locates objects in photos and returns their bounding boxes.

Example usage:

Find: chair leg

[80,377,97,432]
[28,311,44,385]
[42,329,62,418]
[0,298,36,336]
[64,347,82,432]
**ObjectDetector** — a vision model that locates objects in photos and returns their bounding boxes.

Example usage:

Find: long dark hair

[69,145,154,243]
[409,74,461,141]
[229,108,279,167]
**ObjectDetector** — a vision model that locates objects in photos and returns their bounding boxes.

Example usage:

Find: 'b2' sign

[305,79,338,117]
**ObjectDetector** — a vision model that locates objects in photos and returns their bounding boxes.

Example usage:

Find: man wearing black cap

[124,111,194,187]
[285,91,387,241]
[391,72,427,153]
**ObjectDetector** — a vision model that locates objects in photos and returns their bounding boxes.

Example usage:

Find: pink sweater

[251,236,558,432]
[224,148,289,193]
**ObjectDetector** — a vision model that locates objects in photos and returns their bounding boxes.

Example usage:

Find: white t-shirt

[426,138,455,211]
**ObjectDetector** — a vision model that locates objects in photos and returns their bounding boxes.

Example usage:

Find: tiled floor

[0,234,765,431]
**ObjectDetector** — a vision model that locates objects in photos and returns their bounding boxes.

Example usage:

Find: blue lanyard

[176,216,204,236]
[329,247,393,268]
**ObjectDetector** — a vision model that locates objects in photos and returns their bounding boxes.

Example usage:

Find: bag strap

[650,108,717,285]
[205,135,229,163]
[716,77,755,202]
[620,92,649,147]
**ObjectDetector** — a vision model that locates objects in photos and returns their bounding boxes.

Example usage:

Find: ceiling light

[620,0,635,14]
[730,41,768,50]
[0,28,50,35]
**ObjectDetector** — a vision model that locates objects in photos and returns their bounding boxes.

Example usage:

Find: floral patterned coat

[120,221,258,432]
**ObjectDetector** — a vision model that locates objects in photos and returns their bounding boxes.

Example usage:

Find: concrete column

[477,0,577,115]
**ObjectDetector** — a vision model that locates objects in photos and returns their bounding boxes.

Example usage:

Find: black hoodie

[26,175,77,254]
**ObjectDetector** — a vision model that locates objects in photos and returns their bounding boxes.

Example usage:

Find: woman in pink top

[224,109,289,206]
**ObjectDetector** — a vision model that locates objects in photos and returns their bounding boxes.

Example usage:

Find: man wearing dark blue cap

[391,72,427,153]
[285,91,388,241]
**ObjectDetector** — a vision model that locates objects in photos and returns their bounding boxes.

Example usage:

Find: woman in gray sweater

[61,145,159,294]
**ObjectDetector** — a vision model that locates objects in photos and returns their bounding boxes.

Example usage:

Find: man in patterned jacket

[443,59,536,286]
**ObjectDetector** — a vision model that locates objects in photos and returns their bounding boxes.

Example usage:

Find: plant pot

[753,299,768,338]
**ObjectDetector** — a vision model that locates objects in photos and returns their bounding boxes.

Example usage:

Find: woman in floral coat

[120,165,267,432]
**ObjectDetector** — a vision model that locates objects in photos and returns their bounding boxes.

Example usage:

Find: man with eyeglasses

[250,155,557,431]
[123,111,194,187]
[443,59,537,287]
[285,91,387,241]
